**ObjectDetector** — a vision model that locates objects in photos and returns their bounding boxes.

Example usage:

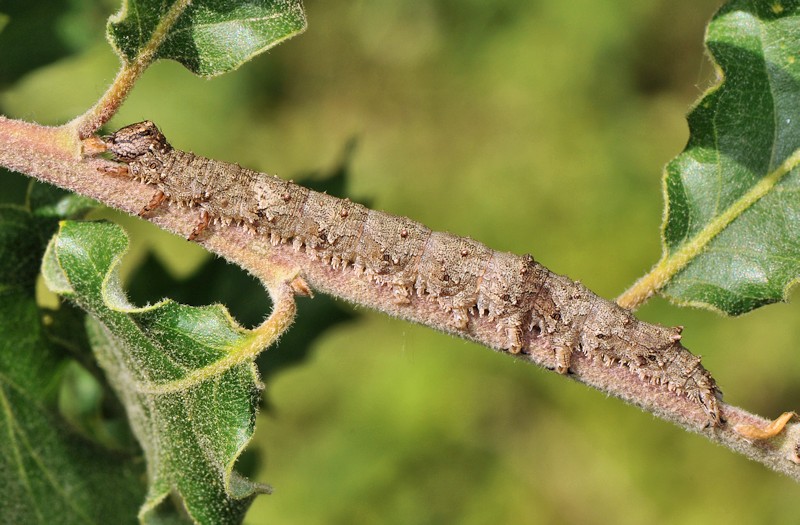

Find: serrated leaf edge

[45,221,289,393]
[47,221,276,519]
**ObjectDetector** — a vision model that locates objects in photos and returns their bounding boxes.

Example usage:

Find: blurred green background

[3,0,800,523]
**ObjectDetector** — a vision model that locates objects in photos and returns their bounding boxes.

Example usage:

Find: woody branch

[1,115,799,481]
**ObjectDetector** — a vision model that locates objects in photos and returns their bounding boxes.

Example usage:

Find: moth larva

[101,121,723,425]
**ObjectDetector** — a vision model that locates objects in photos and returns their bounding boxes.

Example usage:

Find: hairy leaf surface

[0,186,142,525]
[658,0,800,315]
[42,220,272,524]
[107,0,307,76]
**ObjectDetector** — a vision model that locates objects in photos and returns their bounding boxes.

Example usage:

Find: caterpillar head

[104,121,171,162]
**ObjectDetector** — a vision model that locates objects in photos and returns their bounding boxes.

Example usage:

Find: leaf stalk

[617,149,800,311]
[69,0,193,137]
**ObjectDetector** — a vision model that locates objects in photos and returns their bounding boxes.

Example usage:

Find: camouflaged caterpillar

[101,121,723,425]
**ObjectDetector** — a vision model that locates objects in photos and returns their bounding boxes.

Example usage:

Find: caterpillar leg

[98,164,129,177]
[390,284,413,305]
[188,209,210,241]
[491,312,525,354]
[554,346,572,374]
[506,323,524,354]
[139,190,166,217]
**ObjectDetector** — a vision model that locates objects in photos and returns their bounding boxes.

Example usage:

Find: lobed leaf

[657,0,800,315]
[107,0,307,77]
[0,186,142,525]
[42,220,272,525]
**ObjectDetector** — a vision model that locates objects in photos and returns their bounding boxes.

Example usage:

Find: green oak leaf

[107,0,307,77]
[42,220,273,524]
[0,186,143,525]
[654,0,800,315]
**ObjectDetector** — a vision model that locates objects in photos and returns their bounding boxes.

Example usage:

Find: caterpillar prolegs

[100,121,723,425]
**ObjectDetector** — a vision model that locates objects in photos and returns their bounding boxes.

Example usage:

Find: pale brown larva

[102,121,723,425]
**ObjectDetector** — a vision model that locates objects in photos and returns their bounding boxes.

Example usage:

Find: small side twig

[68,0,192,138]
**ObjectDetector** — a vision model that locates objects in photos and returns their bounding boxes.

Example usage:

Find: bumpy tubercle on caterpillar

[95,121,724,426]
